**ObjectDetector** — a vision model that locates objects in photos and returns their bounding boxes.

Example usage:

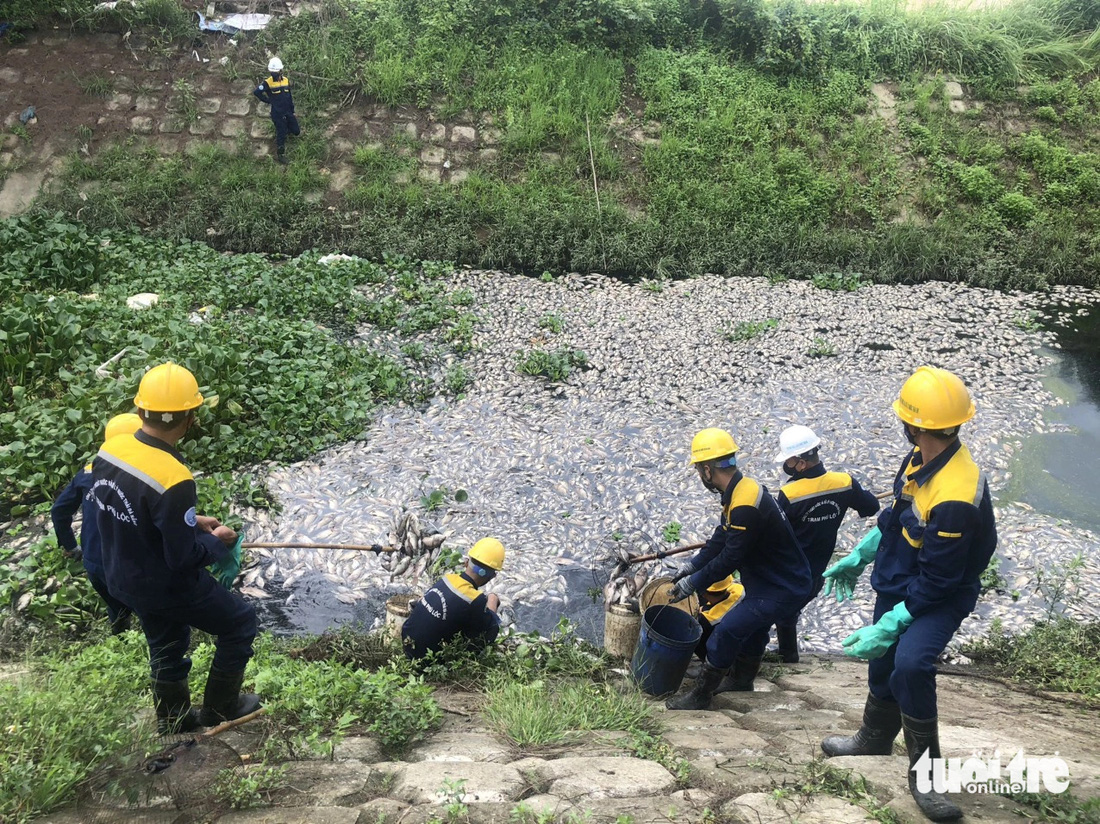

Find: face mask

[782,460,799,477]
[699,467,722,494]
[903,423,918,446]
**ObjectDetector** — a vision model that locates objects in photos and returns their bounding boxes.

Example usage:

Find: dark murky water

[1003,305,1100,533]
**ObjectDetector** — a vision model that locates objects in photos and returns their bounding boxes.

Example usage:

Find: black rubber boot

[716,655,763,693]
[776,624,800,663]
[152,679,202,735]
[902,714,963,822]
[276,147,288,164]
[198,668,262,726]
[822,693,902,756]
[666,661,728,711]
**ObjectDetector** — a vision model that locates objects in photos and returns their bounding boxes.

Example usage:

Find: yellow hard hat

[468,537,505,571]
[893,366,975,430]
[134,362,204,413]
[690,428,739,464]
[104,413,142,441]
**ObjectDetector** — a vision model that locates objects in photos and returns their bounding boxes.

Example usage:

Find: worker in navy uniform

[820,367,997,823]
[253,56,299,164]
[51,413,143,635]
[693,574,744,661]
[666,428,812,709]
[402,538,504,660]
[771,424,880,662]
[92,362,261,734]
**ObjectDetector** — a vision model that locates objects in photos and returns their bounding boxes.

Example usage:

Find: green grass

[18,0,1100,287]
[484,676,656,747]
[963,617,1100,699]
[0,630,441,823]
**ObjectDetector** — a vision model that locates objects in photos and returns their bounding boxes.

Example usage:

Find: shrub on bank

[963,617,1100,699]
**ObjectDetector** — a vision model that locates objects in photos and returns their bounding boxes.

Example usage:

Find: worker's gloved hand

[822,527,882,603]
[669,577,696,603]
[842,601,913,660]
[209,531,244,590]
[670,559,696,583]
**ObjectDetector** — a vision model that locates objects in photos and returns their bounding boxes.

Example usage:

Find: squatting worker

[666,428,812,709]
[771,425,879,662]
[92,362,261,734]
[402,538,504,660]
[51,413,143,635]
[820,367,996,823]
[253,56,299,164]
[694,574,744,662]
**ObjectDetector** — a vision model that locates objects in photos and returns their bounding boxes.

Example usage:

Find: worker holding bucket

[664,428,812,710]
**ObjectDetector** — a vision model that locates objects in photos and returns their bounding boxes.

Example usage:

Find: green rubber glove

[209,531,244,590]
[822,526,881,603]
[842,601,913,660]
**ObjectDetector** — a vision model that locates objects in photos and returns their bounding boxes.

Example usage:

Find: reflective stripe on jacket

[871,440,997,617]
[688,470,812,602]
[778,462,880,574]
[91,430,227,610]
[401,571,500,658]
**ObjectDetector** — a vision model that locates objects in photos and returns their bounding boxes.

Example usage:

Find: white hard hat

[774,425,821,462]
[268,56,284,73]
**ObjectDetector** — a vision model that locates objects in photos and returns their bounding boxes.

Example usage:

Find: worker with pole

[819,366,997,823]
[92,362,261,734]
[665,428,811,708]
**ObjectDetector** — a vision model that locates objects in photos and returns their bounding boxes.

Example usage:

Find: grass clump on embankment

[25,0,1100,288]
[964,617,1100,700]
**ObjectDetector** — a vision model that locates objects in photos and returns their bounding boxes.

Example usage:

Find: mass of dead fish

[181,278,1100,645]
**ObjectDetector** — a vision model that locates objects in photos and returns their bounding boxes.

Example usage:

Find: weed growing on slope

[963,617,1100,698]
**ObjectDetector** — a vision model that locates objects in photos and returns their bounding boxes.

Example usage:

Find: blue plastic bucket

[630,604,703,696]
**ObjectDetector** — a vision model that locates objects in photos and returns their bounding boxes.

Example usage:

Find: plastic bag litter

[317,253,360,266]
[196,11,271,34]
[126,292,159,310]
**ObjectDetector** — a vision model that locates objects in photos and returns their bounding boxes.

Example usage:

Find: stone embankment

[39,658,1100,824]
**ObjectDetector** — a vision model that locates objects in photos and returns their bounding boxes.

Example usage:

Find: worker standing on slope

[253,56,300,164]
[666,428,811,708]
[771,425,879,662]
[51,412,143,635]
[820,367,997,823]
[92,362,260,734]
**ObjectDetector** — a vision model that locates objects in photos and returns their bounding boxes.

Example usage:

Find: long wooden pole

[242,542,395,553]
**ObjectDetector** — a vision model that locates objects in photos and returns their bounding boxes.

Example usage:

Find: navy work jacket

[91,430,228,611]
[401,571,501,659]
[254,75,294,116]
[51,464,107,576]
[688,470,812,603]
[871,440,997,617]
[778,462,880,575]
